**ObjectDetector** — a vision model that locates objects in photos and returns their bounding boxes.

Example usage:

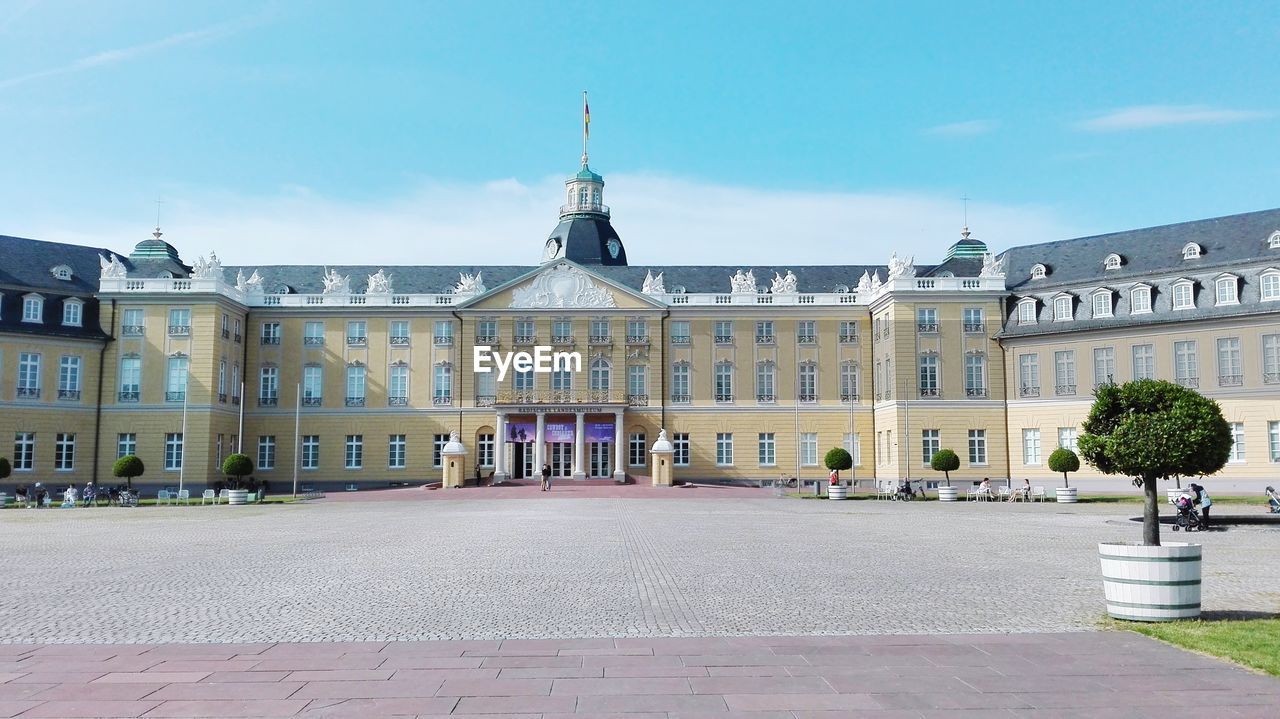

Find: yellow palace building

[2,154,1279,492]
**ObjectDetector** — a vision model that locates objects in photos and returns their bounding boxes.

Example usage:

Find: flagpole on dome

[581,90,590,168]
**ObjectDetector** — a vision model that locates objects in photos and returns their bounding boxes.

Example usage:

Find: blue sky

[1,0,1277,266]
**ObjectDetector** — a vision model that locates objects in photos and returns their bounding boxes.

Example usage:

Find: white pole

[293,382,301,498]
[237,381,245,452]
[178,385,188,494]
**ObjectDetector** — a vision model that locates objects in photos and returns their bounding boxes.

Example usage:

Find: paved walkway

[1,633,1277,717]
[321,481,771,502]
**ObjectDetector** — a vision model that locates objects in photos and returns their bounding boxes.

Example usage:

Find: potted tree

[112,455,144,490]
[824,447,852,500]
[1048,447,1080,503]
[931,449,960,501]
[221,453,254,505]
[1078,379,1231,621]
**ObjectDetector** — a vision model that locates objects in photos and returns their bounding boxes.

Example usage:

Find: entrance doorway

[588,441,612,478]
[511,442,536,479]
[549,442,572,477]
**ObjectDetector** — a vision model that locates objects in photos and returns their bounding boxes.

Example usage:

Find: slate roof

[0,234,127,294]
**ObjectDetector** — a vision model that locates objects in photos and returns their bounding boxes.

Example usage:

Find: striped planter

[226,489,249,506]
[1056,487,1079,503]
[936,486,958,502]
[828,484,848,500]
[1098,542,1201,622]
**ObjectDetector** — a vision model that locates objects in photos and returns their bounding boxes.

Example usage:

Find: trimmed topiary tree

[112,455,144,488]
[1078,379,1231,546]
[221,453,254,489]
[1048,447,1080,488]
[823,447,852,481]
[930,449,959,486]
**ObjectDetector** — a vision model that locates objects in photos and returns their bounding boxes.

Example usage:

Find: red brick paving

[0,633,1276,717]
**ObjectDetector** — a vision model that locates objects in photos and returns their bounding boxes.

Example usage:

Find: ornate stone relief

[454,271,486,297]
[770,270,798,294]
[642,270,665,295]
[321,268,351,295]
[729,269,756,294]
[510,262,616,308]
[856,271,872,293]
[98,253,128,279]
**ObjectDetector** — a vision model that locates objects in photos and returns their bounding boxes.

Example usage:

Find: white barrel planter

[1056,487,1079,503]
[828,484,848,500]
[1099,542,1201,621]
[936,486,958,502]
[226,489,249,506]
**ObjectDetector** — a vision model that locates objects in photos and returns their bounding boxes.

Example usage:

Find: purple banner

[506,420,614,443]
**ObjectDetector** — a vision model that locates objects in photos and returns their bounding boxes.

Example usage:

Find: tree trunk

[1142,475,1160,546]
[1063,472,1069,489]
[943,472,950,487]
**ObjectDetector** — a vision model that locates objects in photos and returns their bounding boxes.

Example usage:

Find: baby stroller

[1172,493,1202,532]
[893,479,921,501]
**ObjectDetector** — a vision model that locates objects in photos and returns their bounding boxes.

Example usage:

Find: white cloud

[923,119,998,137]
[35,175,1077,268]
[1076,104,1272,132]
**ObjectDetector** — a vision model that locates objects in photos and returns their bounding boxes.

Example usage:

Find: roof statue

[730,269,756,294]
[886,252,916,279]
[191,252,223,280]
[642,270,665,295]
[869,271,882,290]
[236,269,264,293]
[856,270,872,293]
[98,253,128,279]
[321,267,350,295]
[979,252,1006,278]
[454,271,486,297]
[450,430,460,444]
[657,428,668,443]
[365,268,393,294]
[770,270,798,294]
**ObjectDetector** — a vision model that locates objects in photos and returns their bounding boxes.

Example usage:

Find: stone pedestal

[650,430,674,486]
[441,432,466,489]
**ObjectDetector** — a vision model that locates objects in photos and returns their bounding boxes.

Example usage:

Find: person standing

[541,463,552,492]
[1192,483,1212,529]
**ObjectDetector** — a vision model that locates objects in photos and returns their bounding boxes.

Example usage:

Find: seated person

[978,477,993,498]
[61,485,78,508]
[1008,478,1031,501]
[1266,486,1280,513]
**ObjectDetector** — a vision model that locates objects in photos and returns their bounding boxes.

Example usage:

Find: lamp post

[293,382,301,497]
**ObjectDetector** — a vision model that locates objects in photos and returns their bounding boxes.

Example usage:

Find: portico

[492,404,627,483]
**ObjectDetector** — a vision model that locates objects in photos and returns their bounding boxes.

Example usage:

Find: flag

[583,93,590,139]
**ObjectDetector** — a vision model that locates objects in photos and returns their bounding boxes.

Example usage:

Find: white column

[493,412,508,481]
[534,412,546,471]
[572,411,586,480]
[612,409,626,482]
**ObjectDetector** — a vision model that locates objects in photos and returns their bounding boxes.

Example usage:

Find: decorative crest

[869,271,882,290]
[510,262,616,308]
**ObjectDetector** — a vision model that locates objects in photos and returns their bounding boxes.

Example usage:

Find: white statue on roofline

[321,267,350,294]
[770,270,798,294]
[980,252,1006,278]
[454,271,486,297]
[366,269,393,294]
[730,269,756,294]
[98,253,128,279]
[642,270,665,295]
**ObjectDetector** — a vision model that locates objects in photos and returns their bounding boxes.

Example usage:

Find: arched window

[1130,285,1152,314]
[1030,264,1047,280]
[589,357,610,392]
[1182,242,1202,260]
[1215,275,1239,305]
[1016,298,1037,325]
[1103,254,1123,270]
[1171,280,1195,310]
[1269,231,1280,249]
[1053,295,1073,321]
[1091,290,1112,318]
[1261,269,1280,301]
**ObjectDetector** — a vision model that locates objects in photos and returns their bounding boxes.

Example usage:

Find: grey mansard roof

[0,234,113,340]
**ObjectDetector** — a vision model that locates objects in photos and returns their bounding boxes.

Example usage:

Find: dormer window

[22,293,44,323]
[1269,231,1280,250]
[1030,264,1047,280]
[1171,280,1195,310]
[1016,298,1037,325]
[1214,275,1239,306]
[1103,254,1123,271]
[1181,243,1202,260]
[1130,284,1152,314]
[50,264,73,281]
[1091,290,1113,318]
[1261,269,1280,301]
[1052,294,1073,322]
[62,299,83,327]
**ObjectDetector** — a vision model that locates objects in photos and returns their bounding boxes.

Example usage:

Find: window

[1091,291,1112,318]
[964,354,986,397]
[165,433,184,471]
[714,320,733,344]
[968,430,987,465]
[232,364,240,401]
[1093,347,1116,387]
[589,360,610,393]
[345,435,363,469]
[1023,429,1041,465]
[1058,427,1078,451]
[797,320,816,343]
[1260,271,1280,302]
[302,365,323,405]
[58,355,81,400]
[963,308,984,332]
[1228,423,1245,463]
[117,433,136,458]
[54,433,75,471]
[1104,253,1122,270]
[388,364,408,405]
[216,434,224,468]
[1270,421,1280,462]
[1053,350,1076,395]
[840,361,858,402]
[304,321,325,345]
[218,359,227,400]
[1217,337,1242,386]
[1172,281,1194,310]
[385,320,409,346]
[589,318,609,342]
[550,318,572,344]
[916,307,938,333]
[259,366,279,405]
[18,352,41,398]
[1030,264,1047,279]
[671,362,690,402]
[757,433,775,466]
[432,434,449,468]
[627,365,647,399]
[168,308,191,335]
[755,361,775,402]
[13,432,34,470]
[1182,242,1202,259]
[755,320,774,344]
[260,322,281,344]
[1132,344,1155,380]
[1271,232,1280,250]
[477,433,494,467]
[233,319,241,342]
[670,320,691,344]
[119,356,140,401]
[515,319,535,343]
[1018,353,1040,396]
[166,355,189,401]
[627,318,648,343]
[1175,341,1199,386]
[921,429,940,465]
[477,318,498,343]
[714,362,733,402]
[22,294,43,323]
[389,434,407,468]
[1215,276,1238,306]
[1053,295,1073,321]
[629,432,647,466]
[302,436,320,469]
[258,436,276,471]
[513,368,534,392]
[918,354,939,397]
[51,265,72,280]
[884,358,892,399]
[551,367,571,392]
[838,320,858,343]
[716,433,733,465]
[843,433,861,466]
[800,433,818,466]
[434,363,453,404]
[346,364,367,405]
[1016,299,1036,325]
[1265,334,1280,384]
[475,370,496,403]
[347,320,367,345]
[433,320,453,346]
[62,299,83,327]
[673,433,690,466]
[1130,286,1152,314]
[122,308,144,334]
[798,361,817,402]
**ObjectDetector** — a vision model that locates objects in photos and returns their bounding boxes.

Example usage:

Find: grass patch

[1075,494,1267,505]
[1119,618,1280,676]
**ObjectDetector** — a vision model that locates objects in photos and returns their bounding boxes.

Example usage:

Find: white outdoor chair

[156,489,170,505]
[877,481,894,500]
[176,489,190,505]
[966,486,980,501]
[217,489,229,504]
[201,489,215,505]
[1031,486,1046,502]
[998,486,1012,501]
